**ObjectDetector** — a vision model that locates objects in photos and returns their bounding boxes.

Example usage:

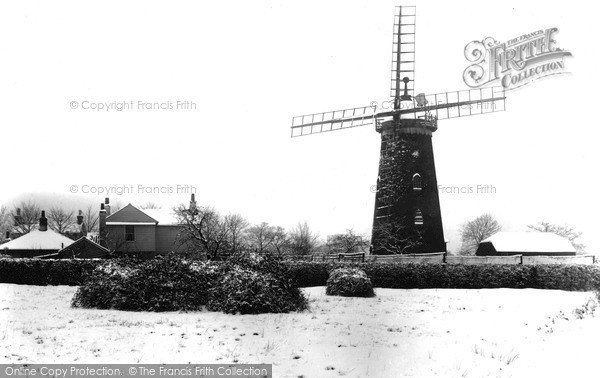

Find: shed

[39,237,111,259]
[476,232,576,256]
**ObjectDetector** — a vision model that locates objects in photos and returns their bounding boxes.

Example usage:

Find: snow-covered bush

[72,251,307,314]
[207,266,308,314]
[72,255,220,311]
[207,251,308,314]
[326,267,375,297]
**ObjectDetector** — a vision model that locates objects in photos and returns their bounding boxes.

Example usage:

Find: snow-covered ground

[1,284,599,377]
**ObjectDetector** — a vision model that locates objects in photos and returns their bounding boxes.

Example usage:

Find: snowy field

[1,284,599,377]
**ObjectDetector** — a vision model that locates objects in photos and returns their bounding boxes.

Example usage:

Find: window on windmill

[412,173,422,191]
[125,225,135,241]
[414,210,424,226]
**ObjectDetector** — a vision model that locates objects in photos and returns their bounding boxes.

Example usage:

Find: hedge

[0,258,100,285]
[2,258,600,292]
[286,262,600,291]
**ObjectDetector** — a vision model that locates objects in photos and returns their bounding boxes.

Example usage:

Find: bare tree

[0,205,10,242]
[289,221,320,255]
[224,213,249,253]
[326,229,369,254]
[174,204,230,260]
[11,201,41,234]
[458,213,502,255]
[247,222,273,253]
[247,223,291,256]
[270,226,290,256]
[83,204,99,233]
[373,220,423,254]
[139,202,161,210]
[48,207,75,234]
[528,221,585,253]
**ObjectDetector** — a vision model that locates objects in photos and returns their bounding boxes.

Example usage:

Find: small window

[125,225,135,241]
[414,209,424,226]
[412,173,422,191]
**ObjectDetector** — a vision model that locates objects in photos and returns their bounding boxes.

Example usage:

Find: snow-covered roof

[480,232,576,254]
[1,229,75,250]
[141,208,180,226]
[105,204,180,226]
[106,204,158,225]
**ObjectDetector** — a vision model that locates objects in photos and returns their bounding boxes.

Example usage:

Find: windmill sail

[291,105,377,137]
[390,6,416,103]
[378,87,506,121]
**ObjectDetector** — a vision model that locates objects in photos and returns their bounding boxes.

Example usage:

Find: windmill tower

[291,6,506,254]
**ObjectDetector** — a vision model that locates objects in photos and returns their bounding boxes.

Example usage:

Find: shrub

[72,255,220,311]
[72,251,308,314]
[207,251,308,314]
[326,267,375,297]
[207,265,308,314]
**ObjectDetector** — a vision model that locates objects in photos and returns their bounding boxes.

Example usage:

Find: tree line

[172,203,370,259]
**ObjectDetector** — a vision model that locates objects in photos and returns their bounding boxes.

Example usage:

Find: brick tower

[371,116,445,254]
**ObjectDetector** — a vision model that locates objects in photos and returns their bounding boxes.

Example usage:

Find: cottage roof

[105,204,158,225]
[1,229,74,250]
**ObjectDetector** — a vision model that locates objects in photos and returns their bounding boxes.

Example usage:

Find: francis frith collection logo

[463,27,572,91]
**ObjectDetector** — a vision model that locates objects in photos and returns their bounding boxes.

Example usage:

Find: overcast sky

[1,0,597,253]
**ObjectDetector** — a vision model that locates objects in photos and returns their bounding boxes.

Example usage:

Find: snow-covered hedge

[287,262,600,291]
[0,258,99,285]
[326,267,375,297]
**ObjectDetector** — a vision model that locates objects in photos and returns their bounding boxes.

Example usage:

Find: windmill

[291,6,506,254]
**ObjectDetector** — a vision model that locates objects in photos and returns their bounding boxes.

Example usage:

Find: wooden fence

[286,253,596,265]
[521,255,596,265]
[446,255,522,265]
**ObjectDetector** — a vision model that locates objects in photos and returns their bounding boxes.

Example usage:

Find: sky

[1,0,598,253]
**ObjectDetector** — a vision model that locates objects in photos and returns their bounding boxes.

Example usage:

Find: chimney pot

[16,208,21,216]
[39,210,48,231]
[100,203,105,211]
[5,231,9,240]
[189,193,197,213]
[105,198,110,204]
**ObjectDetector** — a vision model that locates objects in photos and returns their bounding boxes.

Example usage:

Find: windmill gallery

[291,6,507,255]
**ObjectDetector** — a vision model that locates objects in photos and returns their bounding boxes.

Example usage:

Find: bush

[72,255,220,311]
[207,266,308,314]
[207,251,308,314]
[326,267,375,297]
[71,251,308,314]
[0,258,100,285]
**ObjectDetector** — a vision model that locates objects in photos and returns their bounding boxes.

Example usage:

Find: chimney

[189,193,197,213]
[104,198,111,216]
[4,231,9,240]
[39,210,48,231]
[77,210,84,225]
[99,203,107,247]
[14,208,22,225]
